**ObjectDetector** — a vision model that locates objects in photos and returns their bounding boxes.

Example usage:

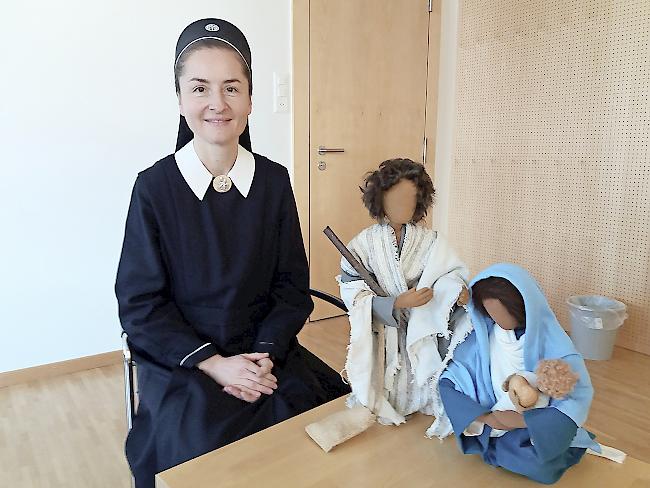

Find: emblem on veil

[205,24,220,32]
[213,175,232,193]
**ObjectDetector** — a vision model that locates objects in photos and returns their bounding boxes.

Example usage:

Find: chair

[121,289,347,487]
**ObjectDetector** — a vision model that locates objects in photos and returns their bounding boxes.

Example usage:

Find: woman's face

[177,47,252,148]
[482,298,520,330]
[383,179,417,226]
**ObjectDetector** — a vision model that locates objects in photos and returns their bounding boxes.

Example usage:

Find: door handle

[318,146,345,155]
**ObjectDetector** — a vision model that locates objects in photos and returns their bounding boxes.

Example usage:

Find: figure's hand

[198,352,278,403]
[507,389,529,412]
[395,287,433,309]
[457,286,470,306]
[476,413,510,431]
[491,410,526,430]
[504,374,539,410]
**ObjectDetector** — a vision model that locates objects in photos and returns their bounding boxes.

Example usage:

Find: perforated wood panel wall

[448,0,650,354]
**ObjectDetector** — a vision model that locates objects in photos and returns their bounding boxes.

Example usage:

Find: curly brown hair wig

[471,277,526,327]
[360,158,435,223]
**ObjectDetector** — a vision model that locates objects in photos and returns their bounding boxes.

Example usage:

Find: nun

[115,18,349,488]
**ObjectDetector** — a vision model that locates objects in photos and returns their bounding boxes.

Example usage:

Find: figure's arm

[547,355,594,426]
[439,378,494,453]
[253,169,313,362]
[490,410,527,429]
[523,408,580,462]
[340,269,398,327]
[526,355,592,461]
[432,238,470,305]
[116,176,220,369]
[340,270,433,325]
[457,286,470,306]
[438,328,581,460]
[372,296,399,327]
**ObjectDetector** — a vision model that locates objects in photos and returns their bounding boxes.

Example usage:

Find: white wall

[1,0,292,372]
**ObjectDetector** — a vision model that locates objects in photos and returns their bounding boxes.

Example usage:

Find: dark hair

[360,158,435,223]
[174,39,253,96]
[471,277,526,326]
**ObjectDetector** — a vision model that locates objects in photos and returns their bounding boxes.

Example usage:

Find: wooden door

[309,0,432,319]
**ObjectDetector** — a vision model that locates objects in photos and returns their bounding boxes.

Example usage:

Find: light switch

[273,72,290,113]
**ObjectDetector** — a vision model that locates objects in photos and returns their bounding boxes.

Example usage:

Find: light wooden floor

[2,316,649,487]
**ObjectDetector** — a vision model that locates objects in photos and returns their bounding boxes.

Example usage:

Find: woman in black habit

[115,18,349,488]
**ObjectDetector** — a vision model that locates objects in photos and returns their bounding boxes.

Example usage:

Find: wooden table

[156,396,650,488]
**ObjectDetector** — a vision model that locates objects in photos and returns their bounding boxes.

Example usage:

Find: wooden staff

[323,226,406,325]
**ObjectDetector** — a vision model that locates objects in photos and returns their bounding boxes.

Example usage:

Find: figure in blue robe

[438,263,600,484]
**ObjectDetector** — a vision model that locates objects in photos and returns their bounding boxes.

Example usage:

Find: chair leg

[123,356,135,431]
[122,333,137,487]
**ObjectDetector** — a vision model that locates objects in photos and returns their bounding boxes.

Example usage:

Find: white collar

[175,140,255,200]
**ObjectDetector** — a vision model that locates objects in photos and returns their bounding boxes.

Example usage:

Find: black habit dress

[115,145,349,488]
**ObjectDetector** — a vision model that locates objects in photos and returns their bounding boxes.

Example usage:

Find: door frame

[292,0,311,256]
[291,0,442,274]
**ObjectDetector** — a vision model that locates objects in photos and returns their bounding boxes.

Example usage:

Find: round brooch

[213,175,232,193]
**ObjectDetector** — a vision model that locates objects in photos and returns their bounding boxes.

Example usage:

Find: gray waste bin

[566,295,627,360]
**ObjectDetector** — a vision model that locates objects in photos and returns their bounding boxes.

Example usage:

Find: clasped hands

[394,285,469,309]
[198,352,277,403]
